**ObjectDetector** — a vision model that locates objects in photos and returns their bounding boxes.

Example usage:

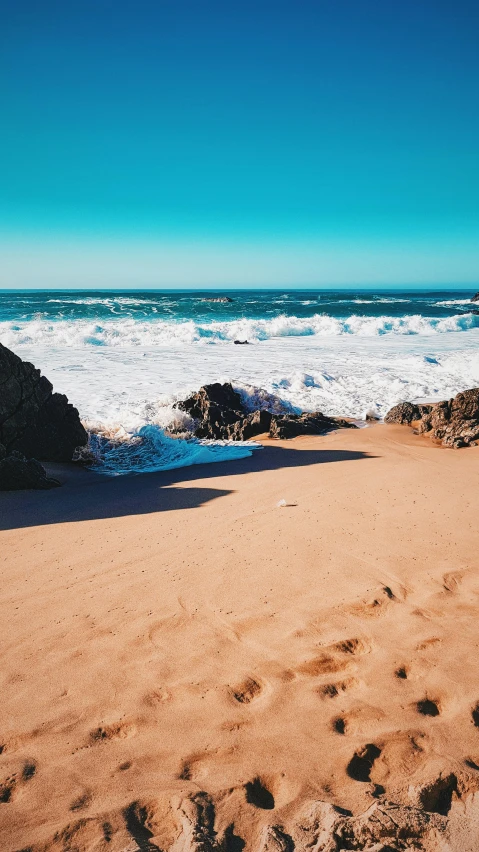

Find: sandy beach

[1,423,479,851]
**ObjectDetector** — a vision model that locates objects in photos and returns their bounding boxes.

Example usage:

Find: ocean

[2,288,478,473]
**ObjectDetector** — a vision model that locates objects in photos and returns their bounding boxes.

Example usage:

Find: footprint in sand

[347,744,382,782]
[245,777,275,809]
[298,655,350,676]
[370,731,428,785]
[318,677,359,699]
[231,676,263,704]
[416,698,441,717]
[0,760,36,803]
[89,721,136,745]
[347,585,401,619]
[395,665,409,680]
[329,637,371,655]
[70,789,93,812]
[441,569,469,594]
[331,704,386,737]
[298,636,371,678]
[416,773,458,816]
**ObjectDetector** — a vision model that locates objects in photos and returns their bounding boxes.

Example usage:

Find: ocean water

[1,288,478,473]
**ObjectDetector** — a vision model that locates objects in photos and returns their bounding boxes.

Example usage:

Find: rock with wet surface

[269,412,357,439]
[178,383,355,441]
[385,388,479,448]
[384,402,432,425]
[0,342,88,462]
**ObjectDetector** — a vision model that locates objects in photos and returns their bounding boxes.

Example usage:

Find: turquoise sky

[1,0,478,287]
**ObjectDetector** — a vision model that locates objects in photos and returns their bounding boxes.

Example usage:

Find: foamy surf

[1,311,478,349]
[87,425,260,476]
[2,288,479,475]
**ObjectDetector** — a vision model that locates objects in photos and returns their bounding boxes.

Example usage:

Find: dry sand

[1,424,479,851]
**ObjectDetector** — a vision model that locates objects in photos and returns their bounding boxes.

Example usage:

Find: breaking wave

[1,312,478,348]
[88,424,260,476]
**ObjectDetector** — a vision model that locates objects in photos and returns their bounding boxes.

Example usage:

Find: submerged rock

[0,342,88,462]
[0,446,60,490]
[178,383,356,441]
[385,388,479,447]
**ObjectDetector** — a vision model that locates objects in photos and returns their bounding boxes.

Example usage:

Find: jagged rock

[0,343,87,461]
[178,384,355,442]
[0,448,60,490]
[269,412,357,439]
[228,409,272,440]
[386,389,479,448]
[178,383,271,440]
[384,402,431,425]
[470,292,479,302]
[178,383,246,439]
[417,389,479,447]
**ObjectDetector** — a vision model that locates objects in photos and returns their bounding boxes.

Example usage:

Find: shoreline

[1,424,479,850]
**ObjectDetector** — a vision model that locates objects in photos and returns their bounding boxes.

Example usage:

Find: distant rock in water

[201,296,233,303]
[234,339,249,345]
[0,446,60,490]
[0,342,88,463]
[178,382,356,441]
[385,388,479,447]
[471,292,479,302]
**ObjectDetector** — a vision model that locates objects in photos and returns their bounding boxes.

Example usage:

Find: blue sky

[1,0,478,287]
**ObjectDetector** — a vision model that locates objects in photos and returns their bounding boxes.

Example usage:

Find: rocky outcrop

[0,343,87,462]
[0,445,60,490]
[178,383,356,441]
[384,402,432,425]
[269,411,356,439]
[385,388,479,447]
[178,383,248,439]
[470,292,479,302]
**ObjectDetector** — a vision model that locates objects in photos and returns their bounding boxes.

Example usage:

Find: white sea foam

[434,298,475,307]
[1,312,477,350]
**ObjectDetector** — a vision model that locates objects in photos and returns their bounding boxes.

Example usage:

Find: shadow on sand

[0,445,376,531]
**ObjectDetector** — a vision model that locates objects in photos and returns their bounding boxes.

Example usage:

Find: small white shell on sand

[276,499,287,508]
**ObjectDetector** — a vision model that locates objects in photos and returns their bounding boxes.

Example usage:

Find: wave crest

[1,312,477,348]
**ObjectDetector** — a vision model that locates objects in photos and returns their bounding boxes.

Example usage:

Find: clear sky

[1,0,478,288]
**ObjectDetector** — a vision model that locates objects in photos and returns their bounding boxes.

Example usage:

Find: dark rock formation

[385,388,479,447]
[470,292,479,302]
[178,383,356,441]
[178,383,246,439]
[384,402,431,425]
[0,445,60,490]
[269,412,356,439]
[233,339,249,344]
[0,343,88,461]
[228,409,272,440]
[417,388,479,447]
